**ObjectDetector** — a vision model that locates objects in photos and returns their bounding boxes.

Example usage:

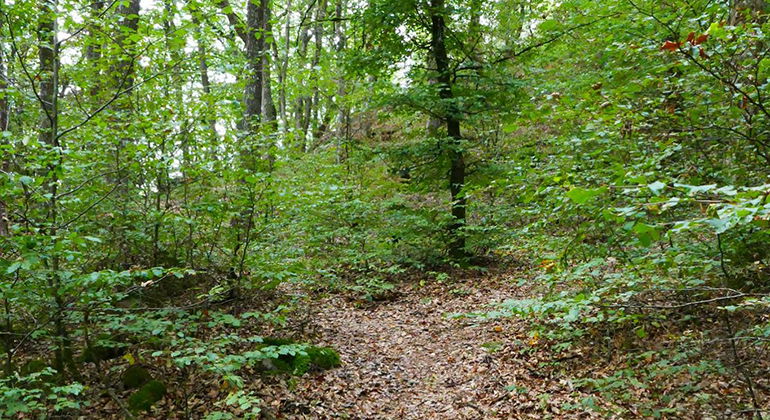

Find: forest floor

[80,264,766,418]
[261,266,609,419]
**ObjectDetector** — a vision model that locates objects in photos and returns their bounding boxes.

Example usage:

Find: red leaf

[694,34,709,45]
[660,40,681,52]
[687,32,696,43]
[699,47,709,59]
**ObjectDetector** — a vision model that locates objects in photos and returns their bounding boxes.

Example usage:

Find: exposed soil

[263,269,602,419]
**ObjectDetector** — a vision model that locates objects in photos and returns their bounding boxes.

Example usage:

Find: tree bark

[38,0,77,378]
[192,13,218,142]
[731,0,768,24]
[262,0,277,167]
[334,0,349,162]
[241,0,265,133]
[295,23,311,151]
[278,0,292,132]
[262,0,277,128]
[0,39,8,238]
[430,0,467,259]
[307,0,326,141]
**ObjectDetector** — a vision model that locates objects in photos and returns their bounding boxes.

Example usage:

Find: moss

[307,346,341,370]
[261,337,296,346]
[79,334,129,363]
[145,336,169,350]
[19,359,48,376]
[127,380,166,413]
[122,365,152,389]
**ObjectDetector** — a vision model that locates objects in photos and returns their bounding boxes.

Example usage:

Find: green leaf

[648,181,666,195]
[633,223,659,247]
[566,187,606,204]
[6,262,21,274]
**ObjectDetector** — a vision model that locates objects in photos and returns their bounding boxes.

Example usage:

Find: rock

[122,365,152,389]
[128,380,166,413]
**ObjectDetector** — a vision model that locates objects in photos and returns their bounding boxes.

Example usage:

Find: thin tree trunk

[110,0,140,265]
[192,13,217,142]
[262,0,277,128]
[430,0,467,259]
[278,0,292,132]
[86,0,104,100]
[262,0,277,167]
[334,0,348,162]
[0,37,9,238]
[38,0,76,377]
[295,24,311,151]
[307,0,326,140]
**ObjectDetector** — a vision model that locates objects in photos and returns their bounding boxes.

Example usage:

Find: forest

[1,0,770,417]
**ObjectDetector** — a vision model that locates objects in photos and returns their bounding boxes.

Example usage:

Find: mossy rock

[19,359,48,376]
[16,359,58,385]
[306,346,341,370]
[127,380,166,413]
[122,365,152,389]
[79,334,129,363]
[145,336,170,350]
[261,337,295,346]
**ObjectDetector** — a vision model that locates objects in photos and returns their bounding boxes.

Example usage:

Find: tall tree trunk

[0,38,9,238]
[85,0,104,100]
[192,13,217,142]
[38,0,76,377]
[262,0,277,128]
[262,0,277,167]
[307,0,326,141]
[430,0,467,259]
[295,24,311,151]
[334,0,349,162]
[110,0,140,265]
[242,0,265,134]
[278,0,292,132]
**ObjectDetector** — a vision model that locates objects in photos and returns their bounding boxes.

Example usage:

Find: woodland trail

[265,269,597,419]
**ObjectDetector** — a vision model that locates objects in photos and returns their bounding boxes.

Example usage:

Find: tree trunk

[278,0,292,132]
[38,0,77,378]
[242,0,265,133]
[262,0,277,167]
[731,0,768,24]
[110,0,140,265]
[192,12,218,142]
[85,0,104,100]
[334,0,349,162]
[262,0,277,128]
[307,0,326,141]
[295,24,311,151]
[430,0,467,259]
[0,38,9,238]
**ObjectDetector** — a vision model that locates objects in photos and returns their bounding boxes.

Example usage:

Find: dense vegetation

[1,0,769,417]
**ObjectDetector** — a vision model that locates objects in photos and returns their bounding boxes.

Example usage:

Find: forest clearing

[1,0,770,418]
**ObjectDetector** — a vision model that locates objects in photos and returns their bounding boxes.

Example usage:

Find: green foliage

[1,0,769,414]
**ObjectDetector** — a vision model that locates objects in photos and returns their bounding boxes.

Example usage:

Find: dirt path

[265,272,588,419]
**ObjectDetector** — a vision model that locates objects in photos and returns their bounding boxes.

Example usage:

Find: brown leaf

[660,40,681,52]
